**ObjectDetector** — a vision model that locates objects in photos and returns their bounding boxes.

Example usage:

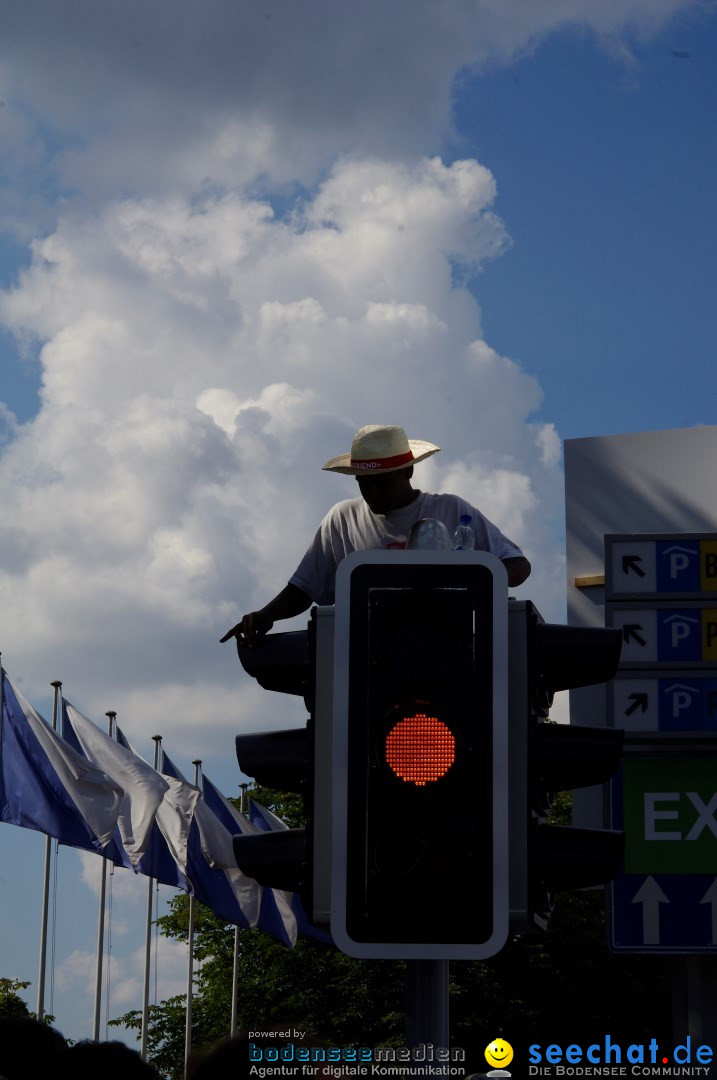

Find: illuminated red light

[385,713,456,787]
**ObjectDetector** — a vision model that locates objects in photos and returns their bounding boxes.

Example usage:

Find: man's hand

[219,584,312,649]
[220,610,274,648]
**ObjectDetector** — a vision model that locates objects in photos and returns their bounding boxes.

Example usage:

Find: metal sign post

[605,533,717,956]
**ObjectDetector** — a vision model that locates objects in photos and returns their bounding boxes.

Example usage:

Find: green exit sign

[622,757,717,874]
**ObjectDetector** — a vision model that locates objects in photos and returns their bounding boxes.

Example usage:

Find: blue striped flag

[0,669,122,853]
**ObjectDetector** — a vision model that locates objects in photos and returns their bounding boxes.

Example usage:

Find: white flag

[64,701,169,865]
[161,751,262,928]
[155,773,200,879]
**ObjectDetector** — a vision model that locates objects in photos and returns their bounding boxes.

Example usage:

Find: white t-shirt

[289,491,525,605]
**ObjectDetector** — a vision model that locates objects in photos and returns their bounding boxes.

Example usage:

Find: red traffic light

[332,550,509,958]
[385,710,456,787]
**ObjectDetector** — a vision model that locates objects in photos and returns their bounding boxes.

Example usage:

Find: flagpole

[141,734,162,1060]
[184,758,201,1077]
[37,679,62,1021]
[92,709,116,1041]
[231,782,249,1037]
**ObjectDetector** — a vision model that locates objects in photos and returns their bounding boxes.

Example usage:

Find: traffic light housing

[509,600,625,931]
[232,627,313,898]
[332,550,509,959]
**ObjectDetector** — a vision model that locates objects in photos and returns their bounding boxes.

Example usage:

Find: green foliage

[0,978,32,1018]
[113,997,189,1080]
[0,978,57,1027]
[245,786,306,829]
[219,930,405,1045]
[546,788,572,826]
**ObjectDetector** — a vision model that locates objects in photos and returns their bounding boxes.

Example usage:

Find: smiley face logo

[484,1039,514,1070]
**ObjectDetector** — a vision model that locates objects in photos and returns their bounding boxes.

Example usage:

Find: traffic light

[232,625,314,898]
[331,550,509,959]
[509,600,625,931]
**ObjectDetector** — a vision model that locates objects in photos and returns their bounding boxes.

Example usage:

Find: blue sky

[0,0,715,1051]
[458,19,717,439]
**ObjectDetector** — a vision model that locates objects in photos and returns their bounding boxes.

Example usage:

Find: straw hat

[322,424,440,476]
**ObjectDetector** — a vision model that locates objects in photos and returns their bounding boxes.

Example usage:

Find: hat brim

[322,440,441,475]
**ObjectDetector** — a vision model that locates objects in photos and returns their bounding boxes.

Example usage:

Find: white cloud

[0,0,700,216]
[54,947,96,993]
[111,935,188,1010]
[55,931,188,1011]
[435,460,537,543]
[534,423,562,469]
[76,849,153,906]
[0,151,571,758]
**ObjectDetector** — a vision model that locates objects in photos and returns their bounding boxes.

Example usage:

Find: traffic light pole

[405,960,449,1060]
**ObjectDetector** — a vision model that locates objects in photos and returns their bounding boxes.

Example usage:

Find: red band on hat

[350,450,415,471]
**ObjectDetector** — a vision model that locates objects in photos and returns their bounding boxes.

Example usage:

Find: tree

[0,978,59,1026]
[0,979,32,1019]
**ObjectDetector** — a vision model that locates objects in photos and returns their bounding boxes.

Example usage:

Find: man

[221,424,531,647]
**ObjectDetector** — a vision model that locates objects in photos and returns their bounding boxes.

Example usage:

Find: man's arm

[219,583,313,648]
[503,555,531,587]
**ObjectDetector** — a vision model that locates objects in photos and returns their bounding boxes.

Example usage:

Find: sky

[0,0,716,1051]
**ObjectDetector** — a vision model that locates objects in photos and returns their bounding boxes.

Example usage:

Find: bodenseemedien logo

[247,1040,466,1076]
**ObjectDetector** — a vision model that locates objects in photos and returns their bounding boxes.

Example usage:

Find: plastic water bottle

[407,517,451,550]
[451,514,474,551]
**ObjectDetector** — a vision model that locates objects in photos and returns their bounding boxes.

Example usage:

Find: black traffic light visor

[236,630,309,697]
[536,623,622,692]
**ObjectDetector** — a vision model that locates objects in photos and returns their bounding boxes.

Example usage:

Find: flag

[114,725,197,888]
[160,752,265,934]
[247,799,290,833]
[61,701,191,889]
[161,753,299,945]
[62,700,169,866]
[204,780,299,946]
[0,669,122,853]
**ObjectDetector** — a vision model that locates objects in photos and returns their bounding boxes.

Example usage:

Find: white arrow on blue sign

[609,606,717,665]
[606,534,717,598]
[611,874,717,952]
[611,674,717,732]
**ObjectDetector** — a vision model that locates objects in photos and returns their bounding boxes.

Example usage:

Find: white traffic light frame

[331,549,509,959]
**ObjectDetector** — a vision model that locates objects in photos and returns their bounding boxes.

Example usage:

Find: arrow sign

[623,624,647,647]
[623,554,646,578]
[700,879,717,945]
[632,876,669,944]
[625,693,648,716]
